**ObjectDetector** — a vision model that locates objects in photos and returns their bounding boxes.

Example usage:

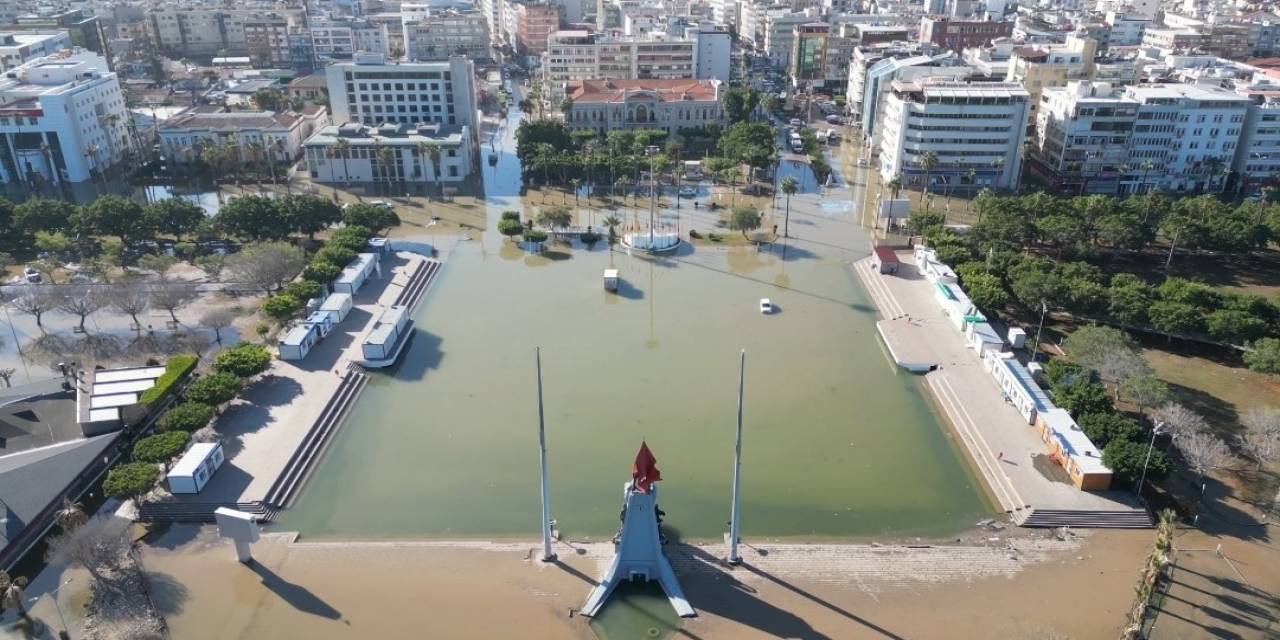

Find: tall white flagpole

[536,347,556,562]
[727,349,745,566]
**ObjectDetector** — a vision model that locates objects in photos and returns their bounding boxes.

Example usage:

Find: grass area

[1142,343,1279,436]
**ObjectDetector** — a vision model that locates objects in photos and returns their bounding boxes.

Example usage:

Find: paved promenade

[853,254,1145,524]
[185,251,428,505]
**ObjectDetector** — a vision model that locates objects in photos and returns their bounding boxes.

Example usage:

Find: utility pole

[535,347,556,562]
[1032,301,1048,362]
[727,350,745,566]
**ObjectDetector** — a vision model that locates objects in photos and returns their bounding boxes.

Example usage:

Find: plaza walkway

[854,254,1149,528]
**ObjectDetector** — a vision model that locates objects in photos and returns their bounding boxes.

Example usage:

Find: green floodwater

[279,240,993,540]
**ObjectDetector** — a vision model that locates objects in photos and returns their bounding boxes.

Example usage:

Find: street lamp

[1134,421,1167,497]
[1031,301,1048,362]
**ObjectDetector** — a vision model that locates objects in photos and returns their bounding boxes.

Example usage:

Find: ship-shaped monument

[580,442,696,618]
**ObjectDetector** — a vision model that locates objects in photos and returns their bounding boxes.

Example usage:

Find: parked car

[789,118,804,127]
[760,298,774,314]
[678,186,697,198]
[22,267,40,283]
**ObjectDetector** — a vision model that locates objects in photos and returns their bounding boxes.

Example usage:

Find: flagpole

[727,349,745,566]
[536,347,556,562]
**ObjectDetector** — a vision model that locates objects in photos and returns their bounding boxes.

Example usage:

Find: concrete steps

[393,259,441,311]
[1019,509,1153,529]
[262,367,370,509]
[137,501,271,524]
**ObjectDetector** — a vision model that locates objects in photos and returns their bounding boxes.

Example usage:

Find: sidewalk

[853,255,1145,523]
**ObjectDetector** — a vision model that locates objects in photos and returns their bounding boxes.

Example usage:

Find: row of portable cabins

[280,244,386,361]
[915,244,1112,491]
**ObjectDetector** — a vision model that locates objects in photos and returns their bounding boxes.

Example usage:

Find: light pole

[1031,301,1048,362]
[1135,422,1166,497]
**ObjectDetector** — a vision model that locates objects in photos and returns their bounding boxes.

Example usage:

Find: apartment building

[311,20,390,62]
[1141,28,1203,50]
[919,17,1013,50]
[1032,81,1139,194]
[158,107,329,164]
[244,15,294,68]
[512,2,562,55]
[878,80,1030,191]
[542,30,697,101]
[404,10,490,61]
[763,9,817,69]
[0,32,69,71]
[856,51,973,143]
[1235,89,1280,195]
[147,7,307,60]
[10,10,109,65]
[1006,36,1097,122]
[0,50,130,186]
[325,54,478,136]
[1124,84,1249,192]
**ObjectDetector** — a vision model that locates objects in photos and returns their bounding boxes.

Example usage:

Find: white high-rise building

[542,30,698,102]
[878,80,1030,192]
[403,10,490,61]
[0,32,70,71]
[1032,81,1140,195]
[1123,83,1249,193]
[0,49,130,186]
[326,54,478,136]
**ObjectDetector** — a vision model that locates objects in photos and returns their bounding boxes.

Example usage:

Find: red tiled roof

[566,79,720,104]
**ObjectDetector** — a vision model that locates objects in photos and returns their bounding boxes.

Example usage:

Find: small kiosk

[279,324,320,361]
[167,442,225,494]
[318,292,353,323]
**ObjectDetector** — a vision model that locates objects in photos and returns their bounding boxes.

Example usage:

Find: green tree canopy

[728,206,762,238]
[157,402,215,433]
[1103,438,1170,484]
[184,372,243,406]
[13,198,75,235]
[216,195,290,240]
[133,431,190,464]
[1078,412,1144,449]
[1245,337,1280,376]
[717,122,777,175]
[342,204,400,233]
[279,194,342,239]
[145,198,206,239]
[76,195,149,245]
[516,119,573,163]
[261,294,302,323]
[214,343,273,378]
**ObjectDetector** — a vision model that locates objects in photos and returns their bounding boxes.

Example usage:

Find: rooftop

[0,379,78,455]
[566,78,721,103]
[159,109,300,132]
[305,122,467,146]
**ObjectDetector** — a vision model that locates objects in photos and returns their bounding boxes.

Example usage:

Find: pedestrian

[997,451,1004,462]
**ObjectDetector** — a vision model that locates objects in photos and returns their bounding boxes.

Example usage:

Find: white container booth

[279,323,320,361]
[332,253,381,295]
[318,292,353,324]
[305,311,335,338]
[167,442,225,494]
[359,305,412,368]
[367,237,392,255]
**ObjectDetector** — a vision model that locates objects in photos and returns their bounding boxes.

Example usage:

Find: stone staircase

[393,259,442,311]
[262,366,370,509]
[1018,508,1153,529]
[137,501,272,524]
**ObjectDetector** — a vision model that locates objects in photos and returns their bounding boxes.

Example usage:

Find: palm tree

[602,215,621,245]
[570,177,582,205]
[1139,159,1156,193]
[887,174,903,200]
[918,150,939,203]
[614,176,629,207]
[246,140,266,191]
[1202,156,1226,193]
[55,497,87,529]
[416,141,441,198]
[377,146,397,184]
[781,176,798,238]
[966,168,977,193]
[518,98,534,119]
[559,97,573,120]
[332,138,352,185]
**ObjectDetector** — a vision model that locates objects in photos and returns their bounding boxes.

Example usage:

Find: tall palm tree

[416,141,441,198]
[727,167,742,207]
[332,138,352,185]
[966,168,977,193]
[602,215,621,245]
[1139,159,1156,193]
[246,139,266,191]
[918,150,939,203]
[888,174,903,200]
[570,177,582,205]
[377,146,397,184]
[781,176,798,238]
[1202,156,1226,194]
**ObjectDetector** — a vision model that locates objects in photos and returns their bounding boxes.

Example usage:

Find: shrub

[262,294,302,323]
[313,245,357,268]
[282,280,325,303]
[1078,412,1144,449]
[1042,360,1088,388]
[501,210,520,221]
[103,462,160,500]
[214,343,272,378]
[184,372,243,406]
[498,217,523,240]
[133,431,191,464]
[302,260,342,283]
[1103,438,1170,484]
[688,229,702,239]
[1245,337,1280,375]
[524,229,548,244]
[138,354,199,407]
[255,321,272,337]
[157,402,215,432]
[329,225,373,250]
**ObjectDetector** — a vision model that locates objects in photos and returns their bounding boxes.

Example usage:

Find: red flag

[632,441,662,494]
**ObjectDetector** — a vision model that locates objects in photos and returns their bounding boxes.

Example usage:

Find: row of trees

[515,119,780,206]
[261,225,377,323]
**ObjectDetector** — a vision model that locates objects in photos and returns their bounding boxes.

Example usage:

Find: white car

[760,298,774,314]
[789,118,804,127]
[678,186,697,197]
